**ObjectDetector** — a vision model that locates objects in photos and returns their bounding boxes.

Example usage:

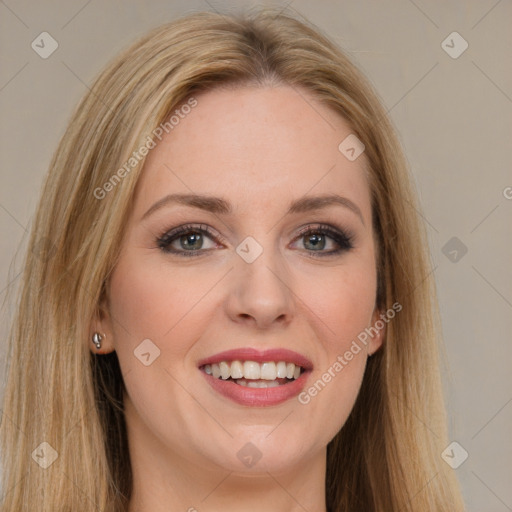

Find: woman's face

[98,85,384,476]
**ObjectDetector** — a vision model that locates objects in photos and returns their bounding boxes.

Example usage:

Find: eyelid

[293,222,353,239]
[157,223,227,247]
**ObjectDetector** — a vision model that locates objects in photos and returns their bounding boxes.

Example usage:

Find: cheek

[294,257,376,436]
[109,255,194,337]
[107,254,222,370]
[108,259,173,342]
[314,266,375,363]
[106,256,217,435]
[304,258,377,346]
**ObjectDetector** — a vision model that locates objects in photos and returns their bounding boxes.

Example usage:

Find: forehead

[132,85,371,222]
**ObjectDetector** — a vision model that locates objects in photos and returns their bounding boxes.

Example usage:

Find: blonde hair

[0,7,465,511]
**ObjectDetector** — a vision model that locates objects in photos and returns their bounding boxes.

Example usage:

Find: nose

[224,244,295,330]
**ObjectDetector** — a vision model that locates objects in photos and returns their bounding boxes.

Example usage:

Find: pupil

[305,233,325,250]
[181,232,202,250]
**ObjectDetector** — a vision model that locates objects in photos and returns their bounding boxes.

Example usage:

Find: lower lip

[201,371,310,406]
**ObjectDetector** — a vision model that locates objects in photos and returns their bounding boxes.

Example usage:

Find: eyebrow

[142,192,365,226]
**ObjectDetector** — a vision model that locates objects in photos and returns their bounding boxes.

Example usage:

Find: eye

[156,222,354,258]
[156,224,223,256]
[290,224,354,257]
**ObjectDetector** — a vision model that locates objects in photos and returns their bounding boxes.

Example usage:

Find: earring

[92,332,103,350]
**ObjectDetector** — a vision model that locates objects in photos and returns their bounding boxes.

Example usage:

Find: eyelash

[156,223,354,258]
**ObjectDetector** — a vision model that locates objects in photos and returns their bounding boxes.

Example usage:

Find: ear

[367,307,386,356]
[89,291,116,355]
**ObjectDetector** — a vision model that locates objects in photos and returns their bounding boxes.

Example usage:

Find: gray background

[1,1,511,510]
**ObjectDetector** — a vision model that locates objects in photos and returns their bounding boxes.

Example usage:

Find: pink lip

[197,348,313,370]
[200,370,311,407]
[197,348,313,407]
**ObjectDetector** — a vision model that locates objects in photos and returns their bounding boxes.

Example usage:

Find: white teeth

[246,380,280,388]
[230,360,244,379]
[276,361,287,378]
[243,361,261,380]
[286,362,295,379]
[260,362,277,380]
[203,360,304,382]
[219,361,230,380]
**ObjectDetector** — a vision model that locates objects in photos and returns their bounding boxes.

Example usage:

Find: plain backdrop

[1,1,511,510]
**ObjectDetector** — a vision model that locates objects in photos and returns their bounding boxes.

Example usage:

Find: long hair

[0,7,465,511]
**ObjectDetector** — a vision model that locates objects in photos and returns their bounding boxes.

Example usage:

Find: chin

[203,427,321,475]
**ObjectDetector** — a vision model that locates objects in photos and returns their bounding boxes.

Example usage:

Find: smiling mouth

[200,360,304,388]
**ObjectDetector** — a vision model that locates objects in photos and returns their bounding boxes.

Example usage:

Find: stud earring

[92,332,103,350]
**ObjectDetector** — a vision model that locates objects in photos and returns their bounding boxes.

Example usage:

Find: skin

[92,85,384,512]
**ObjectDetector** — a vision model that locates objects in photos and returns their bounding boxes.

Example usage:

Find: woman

[0,7,465,511]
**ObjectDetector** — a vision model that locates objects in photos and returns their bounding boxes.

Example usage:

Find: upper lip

[197,348,313,371]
